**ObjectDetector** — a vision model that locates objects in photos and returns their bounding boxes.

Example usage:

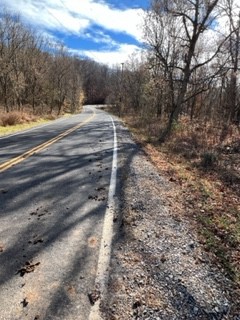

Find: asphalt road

[0,106,116,320]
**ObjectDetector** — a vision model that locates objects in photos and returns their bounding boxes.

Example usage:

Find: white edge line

[88,116,117,320]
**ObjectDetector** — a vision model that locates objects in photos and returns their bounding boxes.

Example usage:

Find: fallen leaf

[88,290,100,305]
[16,261,40,277]
[88,237,97,248]
[21,298,28,308]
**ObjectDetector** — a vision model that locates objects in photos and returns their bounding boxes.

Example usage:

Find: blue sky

[1,0,149,65]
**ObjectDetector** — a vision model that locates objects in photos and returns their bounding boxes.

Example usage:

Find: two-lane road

[0,106,117,320]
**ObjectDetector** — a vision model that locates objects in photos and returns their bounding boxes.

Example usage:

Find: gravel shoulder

[101,119,240,320]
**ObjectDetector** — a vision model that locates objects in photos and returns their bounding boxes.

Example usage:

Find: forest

[0,10,110,120]
[0,0,239,178]
[1,1,240,136]
[0,0,239,292]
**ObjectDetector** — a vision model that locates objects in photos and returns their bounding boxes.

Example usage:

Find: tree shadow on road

[0,115,124,319]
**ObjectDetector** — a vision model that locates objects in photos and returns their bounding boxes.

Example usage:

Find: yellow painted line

[0,111,96,173]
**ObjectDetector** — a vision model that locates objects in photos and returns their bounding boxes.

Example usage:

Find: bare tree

[0,12,20,111]
[47,44,70,115]
[67,56,83,113]
[22,35,48,112]
[222,0,240,124]
[80,59,110,105]
[144,0,223,140]
[0,10,86,116]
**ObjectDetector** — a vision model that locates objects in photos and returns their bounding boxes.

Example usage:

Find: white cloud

[64,0,144,41]
[69,43,142,66]
[0,0,144,65]
[1,0,144,40]
[47,7,90,33]
[1,0,91,34]
[84,29,117,47]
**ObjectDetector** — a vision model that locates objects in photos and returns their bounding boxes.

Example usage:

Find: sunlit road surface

[0,106,116,320]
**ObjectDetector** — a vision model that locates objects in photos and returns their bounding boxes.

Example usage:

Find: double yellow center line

[0,111,96,173]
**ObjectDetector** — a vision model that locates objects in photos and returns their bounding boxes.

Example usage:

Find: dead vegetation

[115,110,240,289]
[0,111,37,126]
[0,102,84,136]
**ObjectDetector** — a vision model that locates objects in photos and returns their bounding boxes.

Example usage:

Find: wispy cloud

[1,0,144,65]
[1,0,144,40]
[63,0,144,40]
[84,29,118,47]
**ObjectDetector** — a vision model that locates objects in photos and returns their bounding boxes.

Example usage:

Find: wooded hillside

[0,0,239,294]
[0,11,111,118]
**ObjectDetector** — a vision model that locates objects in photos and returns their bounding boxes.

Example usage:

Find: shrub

[200,151,218,168]
[1,112,22,126]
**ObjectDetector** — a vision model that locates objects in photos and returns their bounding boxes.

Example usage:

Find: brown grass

[0,111,37,126]
[112,110,240,289]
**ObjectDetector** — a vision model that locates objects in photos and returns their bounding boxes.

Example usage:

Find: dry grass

[0,111,38,127]
[115,111,240,288]
[0,106,79,136]
[0,110,56,136]
[0,119,51,136]
[122,115,240,188]
[145,142,240,284]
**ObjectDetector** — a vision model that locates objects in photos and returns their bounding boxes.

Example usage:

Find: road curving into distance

[0,105,117,320]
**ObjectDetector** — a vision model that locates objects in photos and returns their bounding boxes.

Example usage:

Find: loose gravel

[101,120,240,320]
